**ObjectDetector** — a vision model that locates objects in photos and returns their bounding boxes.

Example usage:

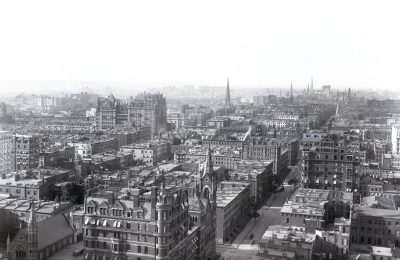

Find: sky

[0,0,399,92]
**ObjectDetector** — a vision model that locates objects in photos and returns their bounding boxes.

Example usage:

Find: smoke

[244,126,251,140]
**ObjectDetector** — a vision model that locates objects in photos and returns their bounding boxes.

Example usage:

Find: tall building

[130,92,167,136]
[301,135,359,192]
[0,131,12,175]
[392,125,399,155]
[11,134,40,171]
[225,78,231,109]
[96,92,167,136]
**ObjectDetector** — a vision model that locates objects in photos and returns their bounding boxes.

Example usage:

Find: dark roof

[37,213,74,249]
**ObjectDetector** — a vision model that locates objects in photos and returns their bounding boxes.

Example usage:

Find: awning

[117,221,122,228]
[96,219,101,226]
[103,219,108,226]
[84,217,89,225]
[90,218,96,225]
[113,220,117,228]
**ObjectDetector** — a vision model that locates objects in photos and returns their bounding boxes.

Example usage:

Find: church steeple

[225,78,231,109]
[290,82,293,103]
[27,200,38,260]
[6,233,10,253]
[200,145,217,204]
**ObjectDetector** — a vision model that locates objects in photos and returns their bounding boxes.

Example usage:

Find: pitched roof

[37,213,74,249]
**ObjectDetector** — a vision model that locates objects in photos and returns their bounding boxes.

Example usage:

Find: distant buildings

[96,92,167,135]
[68,138,118,160]
[120,139,170,166]
[0,168,72,200]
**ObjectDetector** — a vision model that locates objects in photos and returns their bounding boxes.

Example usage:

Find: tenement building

[0,131,12,175]
[301,135,359,192]
[11,134,40,171]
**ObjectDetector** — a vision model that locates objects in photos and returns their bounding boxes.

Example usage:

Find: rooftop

[260,225,315,244]
[216,183,250,208]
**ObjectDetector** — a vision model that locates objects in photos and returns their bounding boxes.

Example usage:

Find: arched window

[203,188,210,200]
[15,244,27,260]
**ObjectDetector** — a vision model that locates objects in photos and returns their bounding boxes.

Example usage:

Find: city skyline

[1,0,400,92]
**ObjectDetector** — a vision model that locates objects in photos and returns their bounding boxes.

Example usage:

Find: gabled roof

[37,213,74,249]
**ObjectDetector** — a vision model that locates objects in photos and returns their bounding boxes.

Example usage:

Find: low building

[120,139,169,166]
[0,197,72,223]
[281,188,330,232]
[351,197,400,248]
[0,168,72,200]
[6,202,76,260]
[258,225,319,259]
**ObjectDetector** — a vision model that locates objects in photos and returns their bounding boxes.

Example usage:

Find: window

[126,244,131,251]
[144,246,148,254]
[138,246,141,253]
[126,222,131,229]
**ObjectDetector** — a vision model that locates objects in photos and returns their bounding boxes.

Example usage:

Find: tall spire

[290,82,293,103]
[28,200,37,231]
[27,200,38,259]
[310,77,314,90]
[6,233,10,253]
[225,78,231,109]
[206,143,213,174]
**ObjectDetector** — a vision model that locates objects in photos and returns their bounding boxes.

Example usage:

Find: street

[217,184,295,259]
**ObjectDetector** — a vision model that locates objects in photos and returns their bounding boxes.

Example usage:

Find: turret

[155,180,170,260]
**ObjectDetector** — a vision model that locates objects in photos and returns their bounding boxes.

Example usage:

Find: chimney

[107,192,115,205]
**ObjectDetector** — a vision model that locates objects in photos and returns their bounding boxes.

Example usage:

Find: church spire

[290,81,293,103]
[28,200,37,231]
[225,78,231,109]
[310,77,314,90]
[27,200,38,260]
[6,233,10,253]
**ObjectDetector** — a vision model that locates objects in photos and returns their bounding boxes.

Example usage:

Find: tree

[288,178,299,186]
[61,182,85,204]
[0,209,23,248]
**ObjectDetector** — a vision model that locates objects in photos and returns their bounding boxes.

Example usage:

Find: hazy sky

[0,0,399,90]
